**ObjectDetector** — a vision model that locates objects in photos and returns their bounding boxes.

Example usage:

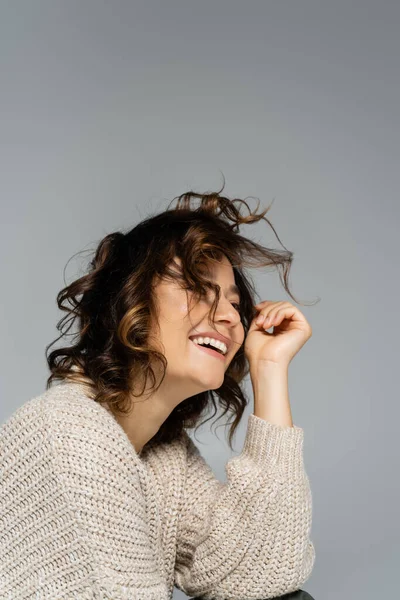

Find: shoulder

[0,386,53,471]
[1,382,145,487]
[1,382,98,440]
[0,383,150,552]
[1,381,105,435]
[0,385,169,597]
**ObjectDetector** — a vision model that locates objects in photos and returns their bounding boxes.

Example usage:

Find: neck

[114,368,195,454]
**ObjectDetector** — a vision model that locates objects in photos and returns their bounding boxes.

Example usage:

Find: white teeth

[191,337,228,355]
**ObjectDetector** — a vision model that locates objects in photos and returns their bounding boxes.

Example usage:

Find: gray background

[1,1,399,599]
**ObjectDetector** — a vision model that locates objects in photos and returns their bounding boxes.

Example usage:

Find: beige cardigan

[0,381,315,599]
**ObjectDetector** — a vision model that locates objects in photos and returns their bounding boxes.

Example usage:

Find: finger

[261,304,294,328]
[256,308,279,327]
[255,312,268,326]
[255,301,287,319]
[254,300,277,307]
[254,307,273,326]
[268,306,297,326]
[254,300,287,318]
[255,307,276,325]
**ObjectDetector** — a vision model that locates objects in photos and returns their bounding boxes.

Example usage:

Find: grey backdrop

[1,2,399,599]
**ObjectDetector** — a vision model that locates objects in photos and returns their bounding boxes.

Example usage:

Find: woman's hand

[244,300,312,370]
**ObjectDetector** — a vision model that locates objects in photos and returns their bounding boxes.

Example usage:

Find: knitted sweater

[0,381,315,600]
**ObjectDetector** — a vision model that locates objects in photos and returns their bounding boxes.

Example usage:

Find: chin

[186,364,225,391]
[199,376,225,391]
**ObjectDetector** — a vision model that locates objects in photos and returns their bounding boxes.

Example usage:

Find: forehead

[172,254,233,276]
[172,255,240,296]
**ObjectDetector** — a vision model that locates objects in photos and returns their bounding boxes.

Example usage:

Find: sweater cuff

[240,413,305,479]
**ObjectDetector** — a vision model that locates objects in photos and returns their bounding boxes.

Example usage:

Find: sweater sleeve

[173,413,316,600]
[0,391,169,600]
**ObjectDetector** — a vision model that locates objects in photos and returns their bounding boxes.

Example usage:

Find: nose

[214,296,241,325]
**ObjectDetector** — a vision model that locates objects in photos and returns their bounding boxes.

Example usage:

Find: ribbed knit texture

[0,382,315,600]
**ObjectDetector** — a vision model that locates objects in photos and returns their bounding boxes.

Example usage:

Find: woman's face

[150,254,245,395]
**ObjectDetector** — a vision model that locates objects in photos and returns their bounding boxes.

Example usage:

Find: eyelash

[189,287,241,313]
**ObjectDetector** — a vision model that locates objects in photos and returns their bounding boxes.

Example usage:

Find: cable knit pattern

[0,382,315,599]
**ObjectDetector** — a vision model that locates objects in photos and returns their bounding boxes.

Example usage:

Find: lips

[190,339,226,361]
[188,332,232,352]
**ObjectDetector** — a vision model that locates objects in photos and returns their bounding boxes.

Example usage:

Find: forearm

[250,362,294,428]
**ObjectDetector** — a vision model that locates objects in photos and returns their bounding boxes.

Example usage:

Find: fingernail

[256,315,264,325]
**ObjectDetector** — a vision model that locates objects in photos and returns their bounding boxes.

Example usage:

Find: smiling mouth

[190,339,226,359]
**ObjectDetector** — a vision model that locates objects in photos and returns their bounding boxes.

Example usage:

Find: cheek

[178,302,189,314]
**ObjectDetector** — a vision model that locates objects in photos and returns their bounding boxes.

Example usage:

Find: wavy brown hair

[46,180,317,452]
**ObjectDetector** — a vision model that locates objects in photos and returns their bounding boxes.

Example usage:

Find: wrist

[250,360,289,379]
[249,362,293,427]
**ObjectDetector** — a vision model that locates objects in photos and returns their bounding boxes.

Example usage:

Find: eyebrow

[226,284,241,298]
[204,277,240,298]
[202,269,241,298]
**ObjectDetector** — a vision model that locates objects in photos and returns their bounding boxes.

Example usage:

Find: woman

[0,184,316,599]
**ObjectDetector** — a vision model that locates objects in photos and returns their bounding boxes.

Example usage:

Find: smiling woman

[0,180,316,599]
[44,179,305,453]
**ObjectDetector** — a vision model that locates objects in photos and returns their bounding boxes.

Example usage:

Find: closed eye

[191,286,241,313]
